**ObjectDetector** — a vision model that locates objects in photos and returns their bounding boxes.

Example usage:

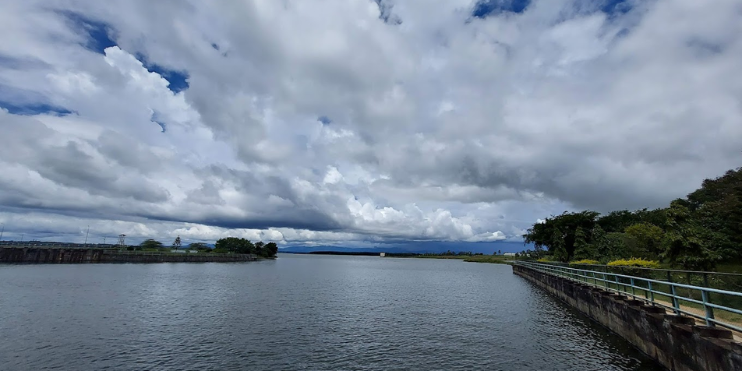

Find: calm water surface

[0,254,661,370]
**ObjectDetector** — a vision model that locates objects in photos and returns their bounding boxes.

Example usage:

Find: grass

[463,255,512,264]
[717,263,742,274]
[416,255,471,260]
[415,254,512,264]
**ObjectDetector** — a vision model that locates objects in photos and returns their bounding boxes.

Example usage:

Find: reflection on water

[0,254,661,370]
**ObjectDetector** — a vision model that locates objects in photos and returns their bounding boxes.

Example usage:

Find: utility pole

[84,225,89,247]
[103,236,106,245]
[0,224,4,241]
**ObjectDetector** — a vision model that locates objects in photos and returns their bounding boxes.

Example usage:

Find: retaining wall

[513,264,742,371]
[0,247,258,263]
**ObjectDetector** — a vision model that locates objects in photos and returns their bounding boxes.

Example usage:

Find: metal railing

[514,261,742,333]
[534,261,742,292]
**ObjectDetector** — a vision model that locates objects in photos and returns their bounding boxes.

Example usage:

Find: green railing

[514,261,742,333]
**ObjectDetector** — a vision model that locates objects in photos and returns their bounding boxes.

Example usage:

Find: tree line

[522,167,742,271]
[213,237,278,258]
[132,237,278,258]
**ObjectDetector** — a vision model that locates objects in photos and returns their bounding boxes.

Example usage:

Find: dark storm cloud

[0,0,740,246]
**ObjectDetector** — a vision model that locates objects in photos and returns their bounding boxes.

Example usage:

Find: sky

[0,0,740,251]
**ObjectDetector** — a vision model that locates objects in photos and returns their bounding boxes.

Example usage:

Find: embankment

[0,247,257,263]
[513,264,742,371]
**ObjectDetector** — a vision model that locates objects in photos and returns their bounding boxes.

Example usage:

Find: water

[0,254,661,370]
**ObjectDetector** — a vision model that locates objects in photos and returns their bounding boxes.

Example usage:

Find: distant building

[503,252,516,257]
[380,252,386,257]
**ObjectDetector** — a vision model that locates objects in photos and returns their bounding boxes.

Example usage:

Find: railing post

[630,278,635,297]
[648,281,654,305]
[701,289,715,327]
[668,272,680,314]
[702,273,715,327]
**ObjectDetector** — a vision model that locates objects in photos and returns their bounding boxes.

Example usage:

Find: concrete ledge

[512,264,741,371]
[641,305,667,314]
[665,315,696,326]
[693,326,733,340]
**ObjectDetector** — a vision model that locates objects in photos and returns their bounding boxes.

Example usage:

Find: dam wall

[513,264,742,371]
[0,247,258,263]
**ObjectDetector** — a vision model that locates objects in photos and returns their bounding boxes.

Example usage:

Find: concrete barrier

[513,264,742,371]
[0,247,258,263]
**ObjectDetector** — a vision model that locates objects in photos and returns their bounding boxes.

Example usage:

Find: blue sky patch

[135,53,190,93]
[0,101,74,116]
[60,12,117,54]
[472,0,530,18]
[146,64,189,93]
[600,0,633,17]
[318,116,332,125]
[0,84,75,116]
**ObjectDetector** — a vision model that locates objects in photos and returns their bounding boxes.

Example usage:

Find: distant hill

[280,241,530,255]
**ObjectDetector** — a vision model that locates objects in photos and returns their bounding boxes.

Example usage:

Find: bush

[607,258,660,269]
[569,259,600,266]
[537,257,553,263]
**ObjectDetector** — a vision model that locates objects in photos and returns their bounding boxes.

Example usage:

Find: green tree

[264,242,278,257]
[572,227,596,261]
[140,239,163,250]
[597,210,637,233]
[624,223,664,259]
[214,237,255,254]
[254,241,265,256]
[686,168,742,261]
[573,224,628,262]
[188,242,209,251]
[601,232,629,261]
[662,200,719,271]
[552,228,569,262]
[523,211,599,260]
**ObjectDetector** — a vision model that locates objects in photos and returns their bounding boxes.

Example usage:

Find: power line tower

[118,234,126,248]
[172,236,181,250]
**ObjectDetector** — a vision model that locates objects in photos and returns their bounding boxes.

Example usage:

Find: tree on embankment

[214,237,278,258]
[522,166,742,271]
[188,242,211,251]
[138,239,164,251]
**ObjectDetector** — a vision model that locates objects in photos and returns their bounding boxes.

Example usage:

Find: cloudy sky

[0,0,740,250]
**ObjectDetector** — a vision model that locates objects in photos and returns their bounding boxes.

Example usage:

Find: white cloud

[0,0,740,247]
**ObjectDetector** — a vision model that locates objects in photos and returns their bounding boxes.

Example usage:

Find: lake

[0,254,661,370]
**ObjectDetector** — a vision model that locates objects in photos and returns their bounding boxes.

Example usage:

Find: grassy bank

[415,254,513,264]
[463,255,512,264]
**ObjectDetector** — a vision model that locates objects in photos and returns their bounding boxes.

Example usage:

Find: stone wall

[513,264,742,371]
[0,247,258,263]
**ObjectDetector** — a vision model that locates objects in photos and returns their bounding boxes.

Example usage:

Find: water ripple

[0,256,661,370]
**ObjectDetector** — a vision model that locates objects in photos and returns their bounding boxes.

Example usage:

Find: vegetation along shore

[521,167,742,273]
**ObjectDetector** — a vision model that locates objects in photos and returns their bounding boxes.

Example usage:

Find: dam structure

[513,261,742,371]
[0,246,257,263]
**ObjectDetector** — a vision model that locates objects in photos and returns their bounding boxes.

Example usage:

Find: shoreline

[0,246,264,264]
